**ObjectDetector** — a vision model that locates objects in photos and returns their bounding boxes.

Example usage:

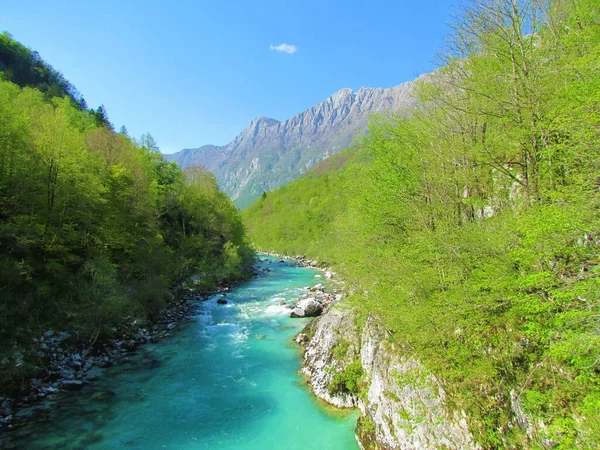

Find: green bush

[329,360,365,396]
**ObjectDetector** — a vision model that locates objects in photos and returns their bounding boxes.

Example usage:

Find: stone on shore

[290,298,323,318]
[310,283,324,292]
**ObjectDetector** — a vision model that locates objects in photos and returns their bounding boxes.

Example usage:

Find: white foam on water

[232,331,249,344]
[264,304,292,316]
[204,322,243,339]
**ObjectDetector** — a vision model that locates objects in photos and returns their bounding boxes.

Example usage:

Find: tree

[93,104,113,130]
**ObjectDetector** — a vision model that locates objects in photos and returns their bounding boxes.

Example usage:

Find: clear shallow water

[2,257,358,449]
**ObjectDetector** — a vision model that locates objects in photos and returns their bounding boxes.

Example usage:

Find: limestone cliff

[297,304,480,450]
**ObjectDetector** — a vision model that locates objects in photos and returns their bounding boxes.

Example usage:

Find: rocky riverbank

[262,250,480,448]
[256,253,341,318]
[0,269,261,432]
[296,301,481,450]
[0,255,335,430]
[259,251,333,273]
[0,289,204,429]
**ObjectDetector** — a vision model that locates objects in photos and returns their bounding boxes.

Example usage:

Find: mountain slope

[165,80,417,208]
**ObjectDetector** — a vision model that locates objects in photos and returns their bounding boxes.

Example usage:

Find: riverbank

[0,276,252,430]
[263,251,481,449]
[1,256,358,450]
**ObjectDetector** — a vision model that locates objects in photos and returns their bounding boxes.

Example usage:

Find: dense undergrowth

[0,33,254,396]
[243,1,600,447]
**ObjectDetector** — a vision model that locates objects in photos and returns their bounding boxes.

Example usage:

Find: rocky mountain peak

[330,87,353,102]
[164,76,422,208]
[250,115,279,127]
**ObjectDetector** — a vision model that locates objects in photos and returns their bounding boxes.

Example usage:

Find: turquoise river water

[2,256,358,449]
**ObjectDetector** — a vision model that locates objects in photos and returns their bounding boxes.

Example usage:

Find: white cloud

[269,43,298,54]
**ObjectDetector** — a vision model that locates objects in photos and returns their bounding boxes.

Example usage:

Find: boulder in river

[217,298,228,305]
[290,298,323,318]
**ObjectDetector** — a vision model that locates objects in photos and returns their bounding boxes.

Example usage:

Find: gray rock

[136,329,151,343]
[310,283,324,292]
[83,359,93,371]
[95,356,112,368]
[43,330,54,339]
[290,298,323,318]
[55,331,71,343]
[0,399,12,416]
[39,386,58,395]
[58,367,75,380]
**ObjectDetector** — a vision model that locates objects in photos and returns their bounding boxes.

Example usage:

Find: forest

[0,32,254,395]
[243,0,600,447]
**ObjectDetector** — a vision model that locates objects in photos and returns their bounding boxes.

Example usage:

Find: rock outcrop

[298,304,480,450]
[164,80,419,208]
[297,306,360,408]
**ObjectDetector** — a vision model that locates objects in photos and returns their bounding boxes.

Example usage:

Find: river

[2,256,358,449]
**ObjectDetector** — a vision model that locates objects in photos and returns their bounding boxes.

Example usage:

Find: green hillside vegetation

[0,35,254,396]
[243,0,600,447]
[0,31,86,108]
[245,146,367,257]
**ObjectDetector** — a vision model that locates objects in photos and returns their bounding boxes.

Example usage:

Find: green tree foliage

[0,45,254,395]
[0,31,86,108]
[243,1,600,446]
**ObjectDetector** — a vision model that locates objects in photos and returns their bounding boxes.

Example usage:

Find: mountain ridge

[165,79,419,207]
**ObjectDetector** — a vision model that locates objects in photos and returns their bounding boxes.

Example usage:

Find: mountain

[164,80,418,208]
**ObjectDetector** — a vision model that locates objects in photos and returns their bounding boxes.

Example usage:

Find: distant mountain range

[164,79,419,208]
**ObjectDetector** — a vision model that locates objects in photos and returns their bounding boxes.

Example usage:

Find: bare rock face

[298,306,360,408]
[357,317,479,450]
[298,305,480,450]
[164,80,419,208]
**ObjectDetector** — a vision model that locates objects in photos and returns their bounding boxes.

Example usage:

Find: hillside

[0,34,254,397]
[165,81,417,208]
[242,0,600,447]
[242,146,364,258]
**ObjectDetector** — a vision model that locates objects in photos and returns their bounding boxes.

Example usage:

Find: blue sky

[2,0,457,153]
